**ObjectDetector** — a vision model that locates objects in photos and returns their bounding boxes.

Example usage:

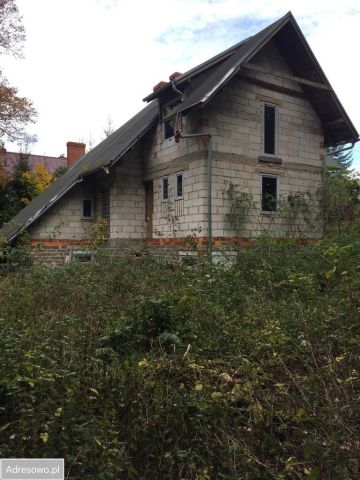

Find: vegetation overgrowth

[0,235,359,479]
[0,154,54,228]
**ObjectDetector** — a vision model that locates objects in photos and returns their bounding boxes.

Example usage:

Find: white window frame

[262,103,278,156]
[260,173,279,212]
[161,176,169,202]
[81,198,94,219]
[175,172,183,200]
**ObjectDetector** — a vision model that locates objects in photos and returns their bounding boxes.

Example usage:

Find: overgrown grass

[0,235,359,479]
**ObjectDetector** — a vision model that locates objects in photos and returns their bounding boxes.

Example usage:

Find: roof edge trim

[196,13,293,109]
[8,177,83,243]
[109,117,158,167]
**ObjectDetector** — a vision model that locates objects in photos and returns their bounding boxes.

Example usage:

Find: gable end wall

[197,40,324,238]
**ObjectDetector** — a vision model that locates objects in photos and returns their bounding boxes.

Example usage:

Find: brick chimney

[169,72,182,81]
[153,80,167,92]
[66,141,86,168]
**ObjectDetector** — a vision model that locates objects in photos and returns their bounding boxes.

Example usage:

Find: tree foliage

[0,152,8,185]
[0,0,25,57]
[326,143,353,169]
[0,0,36,143]
[0,154,53,226]
[325,168,360,233]
[53,165,67,178]
[103,114,114,138]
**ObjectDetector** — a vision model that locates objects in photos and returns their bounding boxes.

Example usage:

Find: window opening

[264,104,276,155]
[261,175,278,211]
[162,177,169,201]
[82,199,93,218]
[175,172,183,199]
[163,99,181,139]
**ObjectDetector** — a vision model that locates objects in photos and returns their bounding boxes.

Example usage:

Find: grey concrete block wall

[141,39,324,241]
[27,39,324,245]
[109,147,146,240]
[29,184,94,240]
[151,158,208,239]
[196,40,324,238]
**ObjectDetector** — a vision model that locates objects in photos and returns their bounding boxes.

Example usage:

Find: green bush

[0,237,359,479]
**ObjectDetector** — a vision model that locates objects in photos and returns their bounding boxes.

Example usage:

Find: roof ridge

[177,11,293,84]
[143,11,292,102]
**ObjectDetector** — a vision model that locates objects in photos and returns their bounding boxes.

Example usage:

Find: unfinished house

[0,12,358,263]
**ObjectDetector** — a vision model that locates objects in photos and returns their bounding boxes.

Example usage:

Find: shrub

[0,236,359,478]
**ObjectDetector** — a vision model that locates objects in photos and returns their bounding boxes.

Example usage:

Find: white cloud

[1,0,359,168]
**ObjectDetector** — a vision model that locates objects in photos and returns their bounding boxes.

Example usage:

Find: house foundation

[28,236,317,266]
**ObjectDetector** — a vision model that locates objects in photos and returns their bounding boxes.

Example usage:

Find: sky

[1,0,360,169]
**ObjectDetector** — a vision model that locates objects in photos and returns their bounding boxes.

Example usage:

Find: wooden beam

[323,118,345,128]
[242,62,333,91]
[239,74,306,99]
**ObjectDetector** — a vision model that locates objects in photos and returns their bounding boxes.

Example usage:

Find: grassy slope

[0,235,359,479]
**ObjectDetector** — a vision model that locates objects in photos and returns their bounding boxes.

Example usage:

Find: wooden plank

[243,62,332,91]
[239,74,306,99]
[323,118,345,128]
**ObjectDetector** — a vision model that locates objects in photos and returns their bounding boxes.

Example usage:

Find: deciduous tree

[103,115,114,138]
[0,154,53,227]
[0,0,36,144]
[0,153,7,186]
[325,168,360,233]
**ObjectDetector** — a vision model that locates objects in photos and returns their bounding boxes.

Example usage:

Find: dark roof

[144,11,358,147]
[0,101,158,242]
[143,13,287,103]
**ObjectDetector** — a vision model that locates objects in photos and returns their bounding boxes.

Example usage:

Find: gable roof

[143,13,287,104]
[0,101,158,242]
[1,12,358,243]
[144,11,358,148]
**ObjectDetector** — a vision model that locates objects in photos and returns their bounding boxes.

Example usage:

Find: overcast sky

[2,0,360,169]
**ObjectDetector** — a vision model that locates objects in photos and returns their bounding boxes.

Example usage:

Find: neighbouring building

[0,141,85,176]
[0,12,358,263]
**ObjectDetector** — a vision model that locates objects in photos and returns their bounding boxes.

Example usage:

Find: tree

[326,143,353,169]
[10,155,53,203]
[103,115,114,138]
[32,163,53,193]
[0,154,53,227]
[0,0,36,144]
[54,165,68,178]
[0,153,9,226]
[0,0,24,56]
[325,168,360,233]
[0,152,8,186]
[0,152,30,226]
